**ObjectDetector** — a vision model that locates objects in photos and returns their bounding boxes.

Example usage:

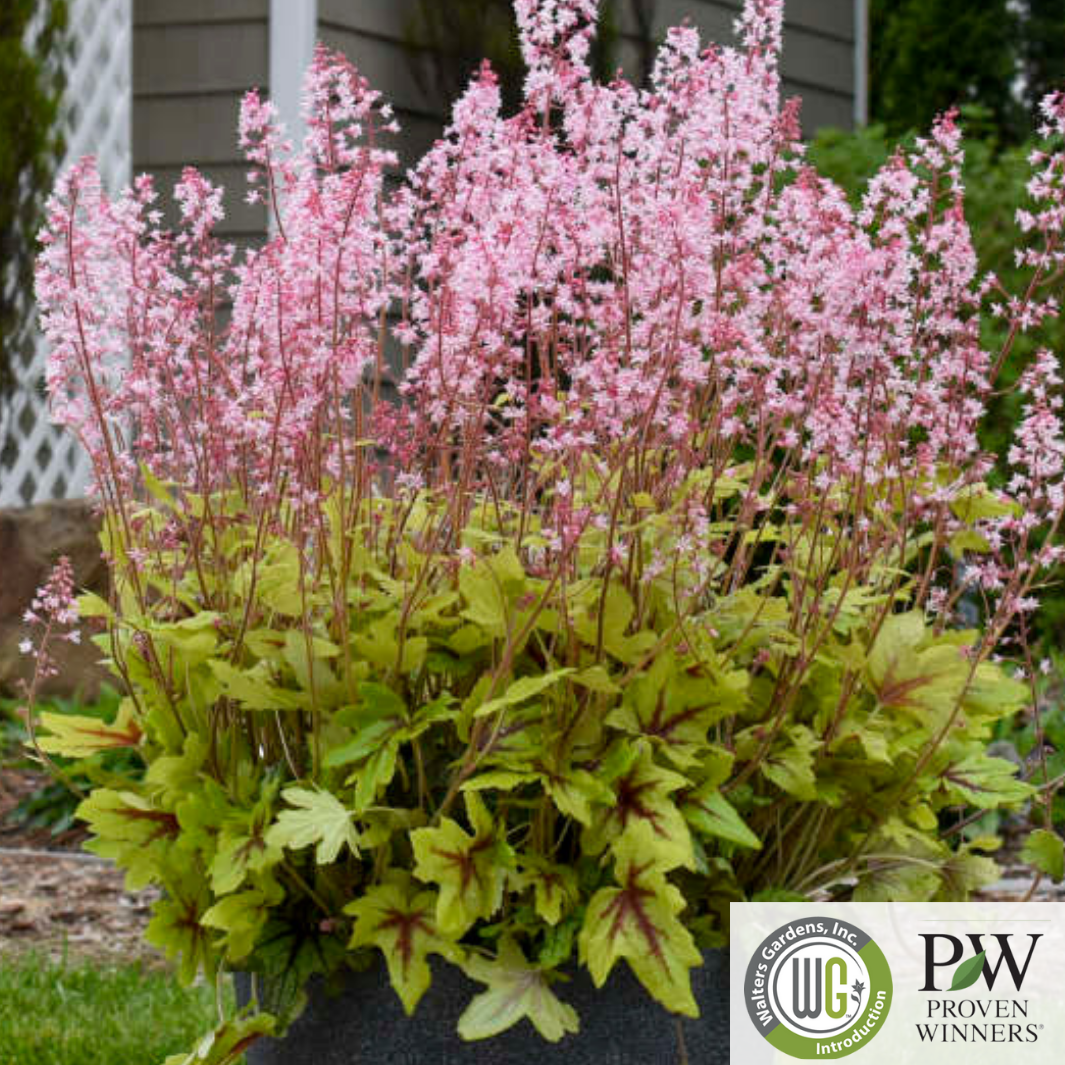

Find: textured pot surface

[237,950,728,1065]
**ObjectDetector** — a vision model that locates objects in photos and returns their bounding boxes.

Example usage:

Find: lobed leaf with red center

[77,788,179,849]
[511,852,580,925]
[80,795,180,889]
[581,745,695,870]
[578,822,702,1016]
[607,652,748,769]
[145,869,220,985]
[346,871,463,1014]
[37,701,143,757]
[162,1012,277,1065]
[411,793,511,937]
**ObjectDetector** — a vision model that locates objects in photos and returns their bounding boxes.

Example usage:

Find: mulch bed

[0,767,160,963]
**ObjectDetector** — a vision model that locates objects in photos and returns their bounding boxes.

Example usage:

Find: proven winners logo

[743,917,892,1059]
[916,931,1043,1044]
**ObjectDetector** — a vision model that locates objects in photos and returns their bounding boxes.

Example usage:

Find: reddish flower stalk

[33,0,1065,726]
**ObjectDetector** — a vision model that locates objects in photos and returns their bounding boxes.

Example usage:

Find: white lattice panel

[0,0,131,507]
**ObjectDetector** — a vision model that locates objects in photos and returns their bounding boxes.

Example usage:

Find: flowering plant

[29,0,1065,1056]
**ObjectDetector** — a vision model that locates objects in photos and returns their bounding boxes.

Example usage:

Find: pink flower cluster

[33,0,1065,642]
[19,556,80,682]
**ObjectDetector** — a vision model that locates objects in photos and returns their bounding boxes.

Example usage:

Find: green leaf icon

[949,950,987,992]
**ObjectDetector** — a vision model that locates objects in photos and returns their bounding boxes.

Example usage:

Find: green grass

[0,952,231,1065]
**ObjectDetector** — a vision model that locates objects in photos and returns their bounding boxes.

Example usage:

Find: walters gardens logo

[743,917,892,1058]
[916,931,1043,1044]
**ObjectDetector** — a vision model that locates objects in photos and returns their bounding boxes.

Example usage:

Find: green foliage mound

[38,460,1035,1054]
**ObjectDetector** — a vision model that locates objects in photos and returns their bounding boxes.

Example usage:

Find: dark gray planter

[236,950,728,1065]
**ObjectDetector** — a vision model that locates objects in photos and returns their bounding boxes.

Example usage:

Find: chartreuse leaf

[251,541,305,618]
[146,734,210,805]
[939,753,1034,808]
[578,822,702,1016]
[573,581,656,662]
[326,718,399,767]
[411,793,510,937]
[211,813,284,896]
[462,754,611,827]
[77,590,113,619]
[349,742,401,813]
[865,611,971,724]
[935,848,1002,900]
[681,784,761,850]
[78,788,179,850]
[37,699,143,757]
[513,853,580,925]
[210,659,307,711]
[1020,829,1065,882]
[162,1011,277,1065]
[609,653,747,767]
[759,725,820,801]
[950,950,988,992]
[201,877,284,961]
[949,529,991,554]
[346,871,462,1015]
[211,831,265,899]
[462,770,540,793]
[145,872,219,986]
[474,669,575,718]
[151,613,222,664]
[584,746,694,869]
[173,778,232,860]
[950,482,1019,522]
[459,546,527,636]
[82,833,170,893]
[853,819,947,901]
[963,660,1029,718]
[265,787,360,864]
[458,937,579,1043]
[571,665,620,694]
[140,463,176,511]
[351,614,402,672]
[542,764,614,826]
[324,683,417,809]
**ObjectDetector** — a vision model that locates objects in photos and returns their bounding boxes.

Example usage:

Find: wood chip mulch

[0,767,160,963]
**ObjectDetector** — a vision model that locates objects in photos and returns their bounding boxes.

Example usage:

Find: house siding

[615,0,858,134]
[316,0,445,171]
[132,0,270,238]
[316,0,859,159]
[132,0,861,241]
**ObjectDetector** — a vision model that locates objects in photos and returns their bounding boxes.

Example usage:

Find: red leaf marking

[378,905,434,975]
[602,858,669,974]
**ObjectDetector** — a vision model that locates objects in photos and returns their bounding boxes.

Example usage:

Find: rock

[0,499,110,699]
